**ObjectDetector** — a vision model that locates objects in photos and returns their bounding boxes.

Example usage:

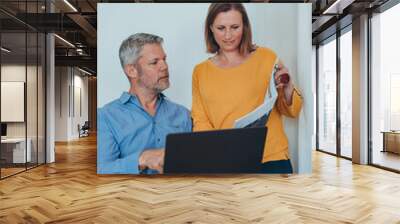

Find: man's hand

[274,63,294,106]
[138,148,165,174]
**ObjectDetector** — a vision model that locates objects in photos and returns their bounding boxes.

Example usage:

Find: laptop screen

[164,127,267,174]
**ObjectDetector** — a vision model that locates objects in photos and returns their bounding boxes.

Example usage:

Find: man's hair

[119,33,164,69]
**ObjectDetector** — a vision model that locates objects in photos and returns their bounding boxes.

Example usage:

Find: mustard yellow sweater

[191,47,303,163]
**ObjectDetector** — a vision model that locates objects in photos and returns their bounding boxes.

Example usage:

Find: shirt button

[157,138,160,142]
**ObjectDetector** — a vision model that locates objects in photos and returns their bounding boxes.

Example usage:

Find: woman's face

[211,9,244,53]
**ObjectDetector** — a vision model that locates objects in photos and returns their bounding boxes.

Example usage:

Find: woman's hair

[205,3,254,55]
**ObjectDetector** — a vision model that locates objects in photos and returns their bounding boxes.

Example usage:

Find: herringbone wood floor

[1,134,400,224]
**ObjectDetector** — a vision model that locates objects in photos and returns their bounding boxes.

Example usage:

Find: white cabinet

[1,138,32,163]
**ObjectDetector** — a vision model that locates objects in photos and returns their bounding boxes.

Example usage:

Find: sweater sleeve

[191,66,214,131]
[276,87,303,118]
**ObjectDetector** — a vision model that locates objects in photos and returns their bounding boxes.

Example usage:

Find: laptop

[164,127,267,174]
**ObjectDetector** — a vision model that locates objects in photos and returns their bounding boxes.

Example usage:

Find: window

[0,1,47,179]
[370,3,400,171]
[317,37,337,155]
[340,29,352,158]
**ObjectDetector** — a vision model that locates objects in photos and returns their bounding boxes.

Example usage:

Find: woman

[191,3,303,173]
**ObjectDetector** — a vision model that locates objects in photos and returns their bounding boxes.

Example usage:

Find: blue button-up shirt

[97,92,192,174]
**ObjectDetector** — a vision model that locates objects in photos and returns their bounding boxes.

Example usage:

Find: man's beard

[151,73,170,93]
[136,65,170,93]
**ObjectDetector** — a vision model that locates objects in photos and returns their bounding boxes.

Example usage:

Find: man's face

[134,43,170,93]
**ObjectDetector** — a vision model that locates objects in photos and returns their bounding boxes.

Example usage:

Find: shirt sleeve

[97,109,141,174]
[276,87,303,118]
[191,67,214,131]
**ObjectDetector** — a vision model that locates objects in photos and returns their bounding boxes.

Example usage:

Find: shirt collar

[119,91,166,105]
[119,92,132,104]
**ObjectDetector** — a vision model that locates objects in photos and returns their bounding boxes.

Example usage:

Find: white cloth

[234,58,279,128]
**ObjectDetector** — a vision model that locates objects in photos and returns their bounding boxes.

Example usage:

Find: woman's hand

[274,63,294,106]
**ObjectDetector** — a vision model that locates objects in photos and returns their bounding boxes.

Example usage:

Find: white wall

[1,66,25,124]
[55,67,68,141]
[1,65,41,138]
[98,3,313,173]
[295,5,313,173]
[55,67,89,141]
[1,65,27,144]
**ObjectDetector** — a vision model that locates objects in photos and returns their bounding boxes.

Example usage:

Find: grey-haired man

[97,33,192,174]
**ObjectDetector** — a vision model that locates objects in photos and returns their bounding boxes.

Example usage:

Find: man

[97,33,192,174]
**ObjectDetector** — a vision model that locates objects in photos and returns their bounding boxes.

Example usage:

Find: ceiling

[0,0,394,75]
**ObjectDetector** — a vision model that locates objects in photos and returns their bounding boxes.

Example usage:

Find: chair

[78,121,90,138]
